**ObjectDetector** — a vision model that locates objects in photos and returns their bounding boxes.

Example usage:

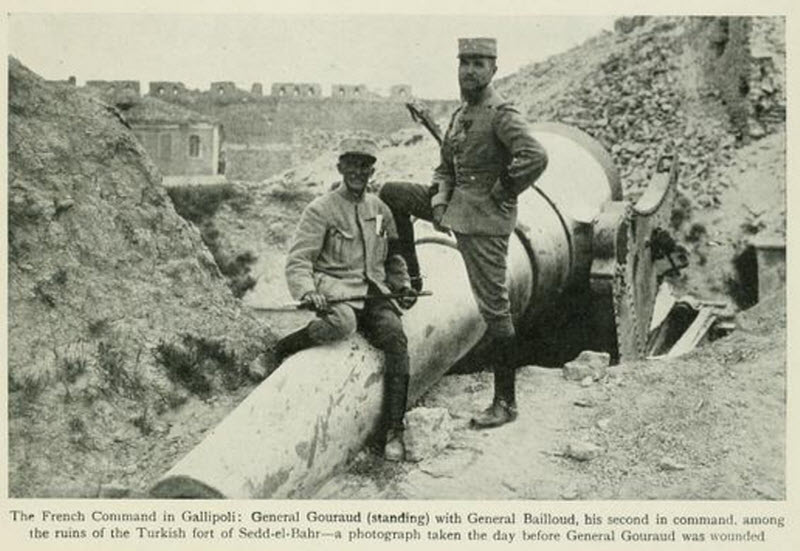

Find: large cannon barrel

[150,124,620,499]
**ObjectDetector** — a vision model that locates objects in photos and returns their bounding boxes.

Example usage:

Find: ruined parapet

[210,81,239,97]
[149,81,188,100]
[700,16,785,140]
[331,83,369,100]
[46,76,77,86]
[251,83,263,96]
[389,84,413,100]
[614,16,649,34]
[271,82,323,98]
[86,80,141,106]
[745,17,785,136]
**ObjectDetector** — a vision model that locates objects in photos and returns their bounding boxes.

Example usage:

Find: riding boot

[383,353,410,462]
[274,325,314,363]
[471,336,518,429]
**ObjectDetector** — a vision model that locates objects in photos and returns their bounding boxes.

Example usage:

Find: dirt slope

[7,58,270,497]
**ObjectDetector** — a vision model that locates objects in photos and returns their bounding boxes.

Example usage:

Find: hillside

[7,58,273,497]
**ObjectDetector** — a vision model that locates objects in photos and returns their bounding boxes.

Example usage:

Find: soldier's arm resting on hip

[492,104,549,198]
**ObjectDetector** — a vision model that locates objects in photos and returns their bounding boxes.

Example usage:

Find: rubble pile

[496,16,785,210]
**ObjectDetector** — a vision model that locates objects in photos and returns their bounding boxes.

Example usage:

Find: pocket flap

[330,227,355,240]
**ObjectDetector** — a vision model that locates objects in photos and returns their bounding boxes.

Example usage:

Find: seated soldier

[276,138,417,461]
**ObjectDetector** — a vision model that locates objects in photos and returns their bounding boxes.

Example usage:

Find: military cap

[338,137,378,163]
[458,37,497,58]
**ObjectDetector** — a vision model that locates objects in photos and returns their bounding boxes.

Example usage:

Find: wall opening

[189,135,201,158]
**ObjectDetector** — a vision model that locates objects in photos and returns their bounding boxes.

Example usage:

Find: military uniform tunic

[431,85,548,236]
[285,185,410,345]
[430,85,548,336]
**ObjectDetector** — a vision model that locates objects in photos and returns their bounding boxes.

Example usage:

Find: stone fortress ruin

[83,78,416,105]
[68,77,456,182]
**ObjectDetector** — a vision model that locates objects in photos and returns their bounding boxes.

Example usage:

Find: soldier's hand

[301,291,329,313]
[396,287,418,310]
[432,205,450,234]
[490,183,514,210]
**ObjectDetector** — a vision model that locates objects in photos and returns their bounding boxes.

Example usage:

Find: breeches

[307,292,409,373]
[454,232,515,339]
[378,182,434,276]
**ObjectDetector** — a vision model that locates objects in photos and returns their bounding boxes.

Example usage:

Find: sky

[8,13,615,99]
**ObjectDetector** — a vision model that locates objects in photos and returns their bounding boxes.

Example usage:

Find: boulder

[563,350,610,381]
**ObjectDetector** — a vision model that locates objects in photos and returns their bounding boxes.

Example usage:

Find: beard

[460,79,489,100]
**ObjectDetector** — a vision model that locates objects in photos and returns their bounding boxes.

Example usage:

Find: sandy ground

[316,291,785,500]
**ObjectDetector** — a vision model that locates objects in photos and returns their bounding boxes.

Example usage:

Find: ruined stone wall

[86,80,140,105]
[695,16,785,140]
[271,82,323,98]
[331,84,370,99]
[80,76,454,181]
[202,97,456,180]
[390,84,413,100]
[149,81,189,99]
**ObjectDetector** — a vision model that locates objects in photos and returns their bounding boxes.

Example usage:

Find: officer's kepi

[338,138,378,163]
[458,37,497,58]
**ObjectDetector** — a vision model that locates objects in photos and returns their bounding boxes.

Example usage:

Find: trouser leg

[306,303,358,343]
[453,232,518,428]
[454,232,515,339]
[276,303,358,362]
[379,182,435,290]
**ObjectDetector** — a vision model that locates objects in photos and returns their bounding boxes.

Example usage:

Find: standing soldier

[277,138,418,461]
[380,37,548,428]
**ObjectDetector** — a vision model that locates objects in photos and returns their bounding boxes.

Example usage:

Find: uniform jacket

[285,185,410,308]
[431,85,548,236]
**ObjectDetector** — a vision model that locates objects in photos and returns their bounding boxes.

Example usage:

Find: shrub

[95,341,146,401]
[153,333,245,396]
[167,184,258,299]
[166,183,240,224]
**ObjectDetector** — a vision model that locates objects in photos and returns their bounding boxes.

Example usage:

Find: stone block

[563,350,610,381]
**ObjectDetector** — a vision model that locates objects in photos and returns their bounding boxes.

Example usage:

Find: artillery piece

[150,121,683,499]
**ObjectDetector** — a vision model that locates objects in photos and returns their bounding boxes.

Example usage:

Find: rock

[573,350,611,369]
[564,441,604,461]
[749,121,767,139]
[563,350,610,381]
[404,407,453,462]
[55,197,75,214]
[596,418,611,430]
[563,362,593,381]
[580,376,594,387]
[99,484,131,498]
[246,354,270,382]
[560,485,580,499]
[657,456,687,471]
[573,398,595,408]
